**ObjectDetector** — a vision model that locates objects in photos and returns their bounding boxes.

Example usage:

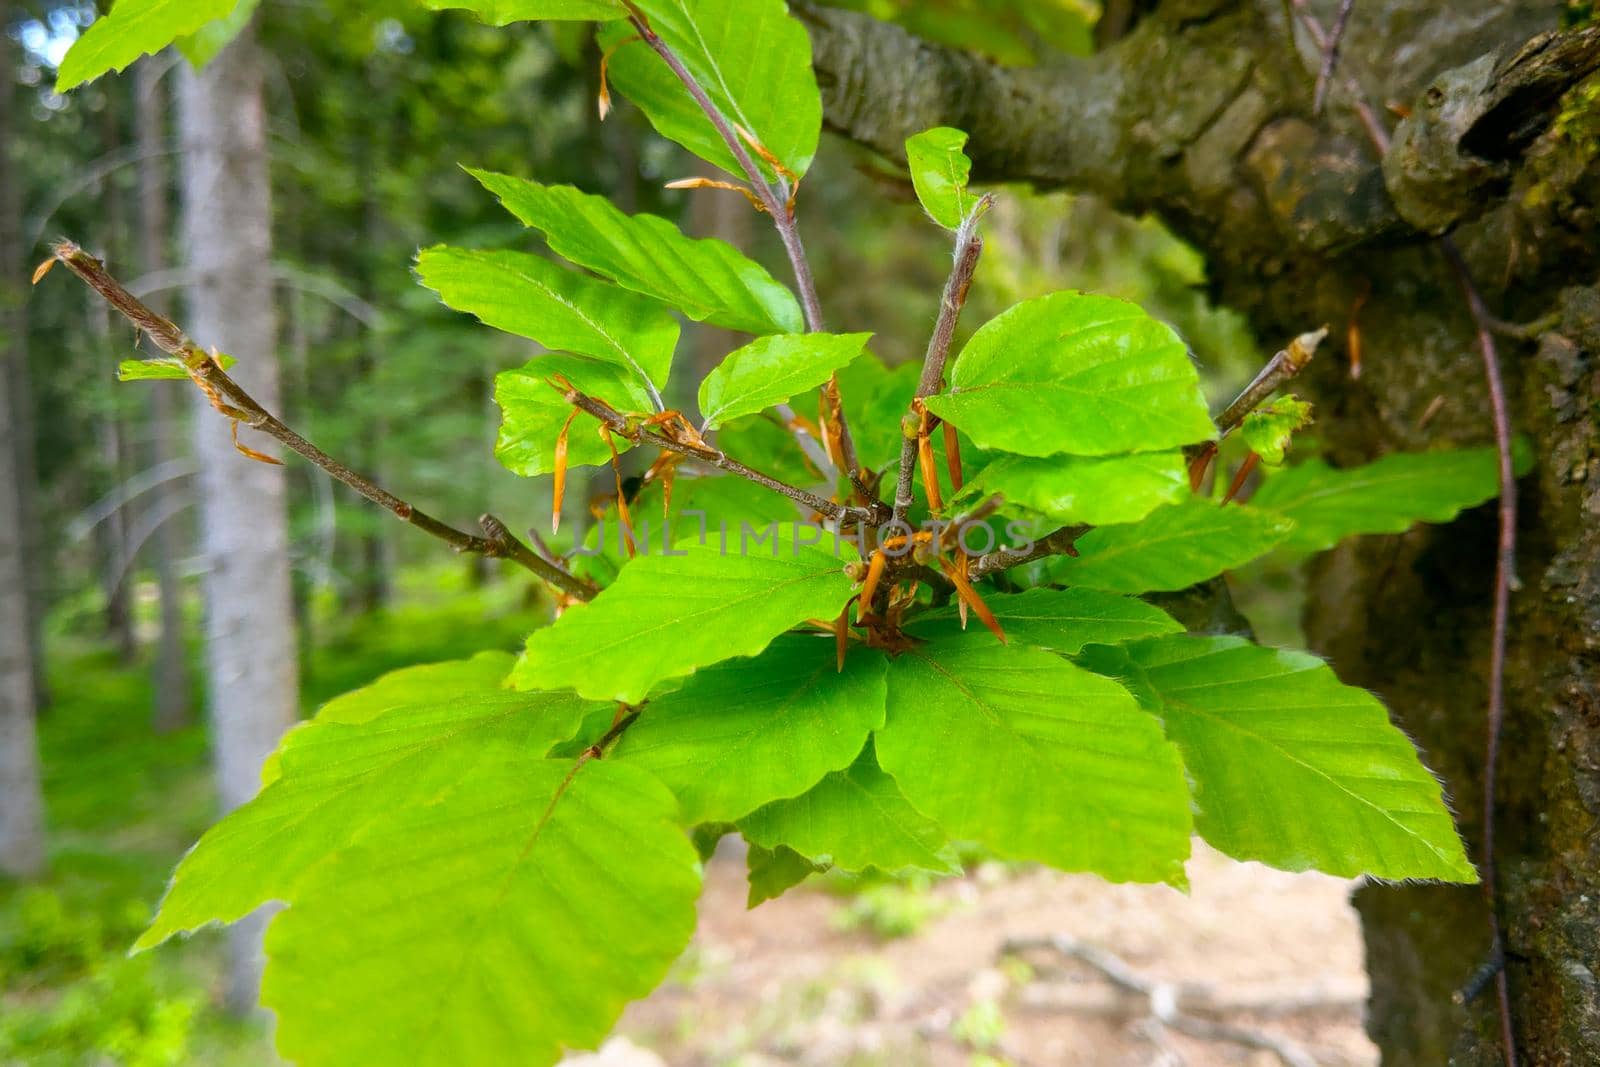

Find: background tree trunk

[0,0,46,879]
[179,21,299,1014]
[137,59,192,733]
[806,0,1600,1060]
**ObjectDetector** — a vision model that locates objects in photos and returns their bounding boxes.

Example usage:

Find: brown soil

[590,843,1377,1066]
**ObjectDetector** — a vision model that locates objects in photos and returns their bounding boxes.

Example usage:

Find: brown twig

[969,525,1091,582]
[557,382,876,527]
[894,208,988,525]
[1216,327,1327,438]
[618,1,863,484]
[1312,0,1356,114]
[46,240,597,602]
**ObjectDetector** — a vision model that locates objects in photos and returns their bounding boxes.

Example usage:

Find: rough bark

[0,0,46,879]
[137,59,192,734]
[179,23,299,1014]
[808,1,1600,1062]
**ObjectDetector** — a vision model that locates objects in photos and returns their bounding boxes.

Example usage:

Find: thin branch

[557,382,876,527]
[969,525,1091,582]
[893,209,987,525]
[1312,0,1356,114]
[45,240,597,603]
[619,1,863,483]
[1215,326,1328,437]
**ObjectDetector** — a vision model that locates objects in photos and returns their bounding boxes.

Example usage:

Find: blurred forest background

[0,2,1303,1064]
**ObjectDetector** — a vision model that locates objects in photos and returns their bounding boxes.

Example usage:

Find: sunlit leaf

[613,637,887,823]
[926,292,1215,457]
[513,524,857,703]
[1248,444,1530,554]
[422,0,625,23]
[495,354,654,477]
[118,353,236,382]
[264,758,700,1067]
[600,0,822,180]
[1053,499,1293,593]
[57,0,242,91]
[699,333,870,430]
[1239,395,1313,466]
[417,246,676,403]
[740,742,959,875]
[906,587,1182,653]
[905,126,974,229]
[954,451,1188,527]
[173,0,261,67]
[876,636,1192,884]
[470,169,801,334]
[1079,635,1477,882]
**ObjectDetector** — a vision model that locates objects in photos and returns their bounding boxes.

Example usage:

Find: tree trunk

[179,22,299,1014]
[137,60,192,733]
[806,1,1600,1060]
[0,0,45,879]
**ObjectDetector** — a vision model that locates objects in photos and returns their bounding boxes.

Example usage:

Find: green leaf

[1239,395,1313,466]
[907,588,1182,654]
[422,0,625,23]
[746,844,825,907]
[1053,499,1294,593]
[955,451,1189,527]
[698,333,871,430]
[264,758,701,1067]
[613,638,886,823]
[173,0,260,67]
[470,169,801,334]
[513,524,857,703]
[494,355,654,477]
[600,0,823,180]
[57,0,241,91]
[1078,635,1477,882]
[876,637,1192,884]
[740,742,959,876]
[925,292,1215,457]
[118,353,236,382]
[1248,445,1527,554]
[416,246,676,405]
[136,658,601,951]
[905,127,974,229]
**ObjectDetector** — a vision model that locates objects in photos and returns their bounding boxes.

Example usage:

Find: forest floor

[4,573,1373,1067]
[591,844,1376,1067]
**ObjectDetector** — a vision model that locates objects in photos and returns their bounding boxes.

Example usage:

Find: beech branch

[620,0,864,487]
[556,382,877,528]
[893,209,986,525]
[44,240,597,603]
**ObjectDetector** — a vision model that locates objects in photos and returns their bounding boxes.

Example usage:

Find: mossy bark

[808,1,1600,1060]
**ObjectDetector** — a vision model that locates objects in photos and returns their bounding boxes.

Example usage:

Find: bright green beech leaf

[600,0,822,180]
[1079,635,1477,882]
[876,637,1192,884]
[416,246,675,405]
[423,0,625,22]
[1054,499,1294,593]
[118,353,236,382]
[470,169,801,334]
[955,451,1188,527]
[699,333,871,430]
[613,638,886,823]
[906,127,974,229]
[1248,445,1528,554]
[136,659,600,951]
[926,292,1215,457]
[56,0,241,91]
[495,354,654,477]
[173,0,260,67]
[513,524,857,703]
[746,844,825,907]
[907,587,1182,653]
[264,758,701,1067]
[1240,395,1313,466]
[740,742,959,875]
